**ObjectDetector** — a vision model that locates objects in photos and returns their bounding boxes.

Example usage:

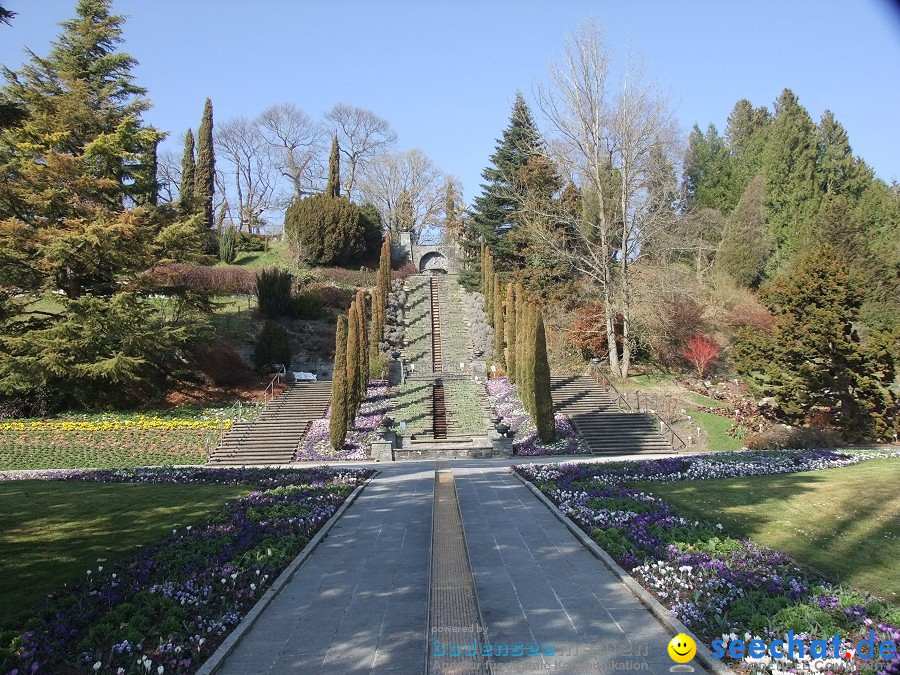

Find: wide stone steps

[551,375,673,454]
[207,381,332,466]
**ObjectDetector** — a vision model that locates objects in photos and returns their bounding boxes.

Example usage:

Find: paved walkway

[217,455,701,675]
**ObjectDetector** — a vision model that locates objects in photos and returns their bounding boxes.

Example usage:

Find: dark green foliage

[219,225,237,264]
[236,232,266,252]
[330,315,349,451]
[683,123,738,213]
[178,129,195,215]
[327,135,340,199]
[715,175,772,287]
[724,98,770,195]
[284,194,374,267]
[531,309,555,442]
[346,301,361,420]
[255,269,293,319]
[359,201,384,259]
[194,98,215,229]
[253,321,291,374]
[372,235,390,346]
[505,282,517,383]
[291,292,322,320]
[737,245,897,439]
[493,274,504,369]
[355,290,368,397]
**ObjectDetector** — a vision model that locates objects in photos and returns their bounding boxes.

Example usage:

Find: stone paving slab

[455,465,709,675]
[217,465,434,675]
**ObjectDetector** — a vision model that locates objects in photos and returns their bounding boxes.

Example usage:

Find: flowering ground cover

[515,450,900,675]
[293,381,389,460]
[403,275,432,371]
[436,276,470,366]
[389,381,433,436]
[486,376,589,456]
[0,465,372,674]
[444,380,488,435]
[0,406,253,470]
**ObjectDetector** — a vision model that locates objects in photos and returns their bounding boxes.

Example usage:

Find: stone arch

[419,251,449,273]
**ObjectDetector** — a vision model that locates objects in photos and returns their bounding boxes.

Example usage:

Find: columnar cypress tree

[346,301,361,420]
[219,224,237,263]
[372,234,391,345]
[484,250,494,326]
[532,309,555,442]
[194,98,215,229]
[327,134,340,199]
[356,289,368,396]
[519,303,535,415]
[330,315,349,451]
[515,283,526,387]
[493,274,504,369]
[505,282,517,383]
[178,129,195,215]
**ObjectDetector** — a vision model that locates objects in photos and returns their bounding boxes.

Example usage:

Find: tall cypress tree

[715,175,772,287]
[346,301,361,420]
[515,283,526,388]
[505,282,517,383]
[330,315,349,451]
[356,289,368,396]
[532,308,555,442]
[194,98,214,229]
[327,134,341,199]
[179,129,195,215]
[493,274,504,369]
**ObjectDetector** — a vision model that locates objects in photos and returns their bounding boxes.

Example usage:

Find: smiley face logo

[668,633,696,663]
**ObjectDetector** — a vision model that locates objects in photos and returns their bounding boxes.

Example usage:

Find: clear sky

[1,0,899,203]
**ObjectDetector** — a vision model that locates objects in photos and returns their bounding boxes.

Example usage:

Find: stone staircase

[551,375,673,454]
[207,381,332,466]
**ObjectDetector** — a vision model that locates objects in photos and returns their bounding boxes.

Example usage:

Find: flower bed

[515,450,900,675]
[402,275,432,371]
[444,381,488,435]
[389,381,433,436]
[293,381,389,461]
[0,465,372,674]
[486,377,589,456]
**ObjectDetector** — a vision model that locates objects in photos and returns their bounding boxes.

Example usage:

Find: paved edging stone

[511,468,734,675]
[197,471,379,675]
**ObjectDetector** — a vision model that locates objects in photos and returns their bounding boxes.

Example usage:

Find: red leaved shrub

[681,334,720,378]
[392,262,419,280]
[566,303,624,360]
[145,264,258,294]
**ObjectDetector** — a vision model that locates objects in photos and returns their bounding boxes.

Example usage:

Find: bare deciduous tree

[325,103,397,197]
[258,103,324,199]
[532,19,681,378]
[156,148,181,204]
[356,148,447,244]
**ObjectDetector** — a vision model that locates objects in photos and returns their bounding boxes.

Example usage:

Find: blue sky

[1,0,899,203]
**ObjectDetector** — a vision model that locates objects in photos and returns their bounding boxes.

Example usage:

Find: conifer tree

[505,282,517,383]
[520,303,537,416]
[346,301,361,419]
[194,98,215,229]
[329,315,349,450]
[356,289,368,397]
[179,129,195,215]
[532,308,555,442]
[493,274,504,369]
[219,224,237,264]
[715,175,772,287]
[515,283,527,388]
[327,134,341,198]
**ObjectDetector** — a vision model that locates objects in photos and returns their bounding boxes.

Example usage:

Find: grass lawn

[227,241,292,269]
[0,480,250,627]
[688,410,743,451]
[634,459,900,599]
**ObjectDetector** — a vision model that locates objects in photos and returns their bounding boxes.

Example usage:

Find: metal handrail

[589,363,686,452]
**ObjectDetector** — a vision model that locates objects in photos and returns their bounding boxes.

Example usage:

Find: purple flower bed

[293,381,389,461]
[515,451,900,675]
[0,466,372,674]
[485,377,589,456]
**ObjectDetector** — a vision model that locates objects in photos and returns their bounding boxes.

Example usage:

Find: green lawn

[634,459,900,599]
[227,241,292,269]
[0,480,250,626]
[688,410,743,451]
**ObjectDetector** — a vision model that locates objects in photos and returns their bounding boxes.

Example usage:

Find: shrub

[310,283,354,311]
[191,341,251,386]
[654,296,708,369]
[253,321,291,373]
[143,264,257,294]
[256,268,294,319]
[744,425,842,450]
[566,303,624,361]
[392,262,418,280]
[219,225,237,264]
[681,334,720,378]
[236,231,266,252]
[330,316,349,450]
[292,292,323,320]
[284,194,377,267]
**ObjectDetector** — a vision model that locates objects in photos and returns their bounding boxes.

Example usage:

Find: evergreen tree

[759,245,895,438]
[346,301,361,419]
[815,110,870,200]
[683,123,737,213]
[179,129,196,215]
[531,309,555,442]
[483,249,494,326]
[219,224,237,264]
[468,92,545,270]
[356,290,368,396]
[284,193,372,266]
[327,134,340,199]
[505,282,517,383]
[520,303,537,416]
[515,283,526,387]
[715,175,772,287]
[330,315,349,451]
[493,274,504,369]
[194,98,215,229]
[725,98,770,193]
[762,89,819,265]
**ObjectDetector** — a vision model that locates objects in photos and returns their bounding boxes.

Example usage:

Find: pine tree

[683,123,737,213]
[468,92,545,269]
[815,110,870,200]
[505,282,517,383]
[715,175,772,287]
[194,98,215,229]
[762,89,819,265]
[327,134,340,199]
[329,315,349,451]
[346,301,361,420]
[725,98,770,194]
[532,308,555,442]
[178,129,195,215]
[493,274,504,369]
